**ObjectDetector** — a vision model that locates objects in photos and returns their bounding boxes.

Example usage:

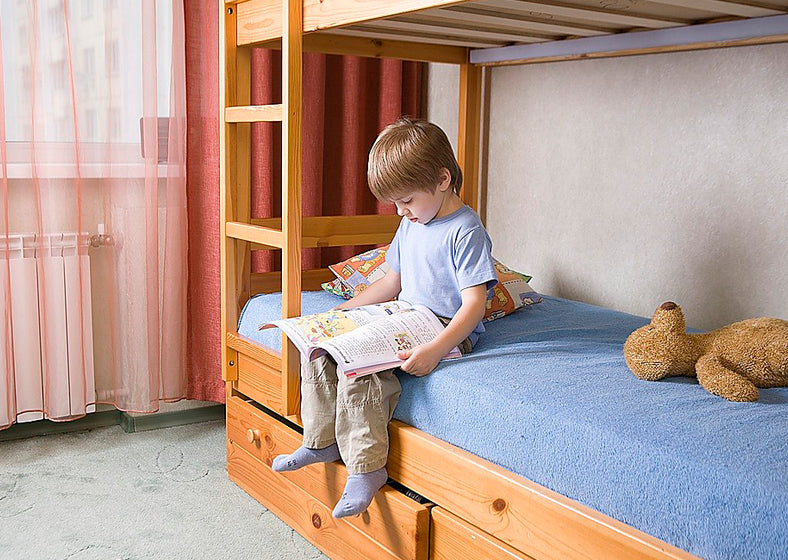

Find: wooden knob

[246,429,261,444]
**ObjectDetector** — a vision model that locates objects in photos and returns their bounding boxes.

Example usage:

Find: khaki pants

[300,356,402,474]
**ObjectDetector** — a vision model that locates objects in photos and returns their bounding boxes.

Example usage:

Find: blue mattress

[238,291,788,560]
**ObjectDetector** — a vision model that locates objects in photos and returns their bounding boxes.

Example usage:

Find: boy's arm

[397,283,487,377]
[332,270,402,311]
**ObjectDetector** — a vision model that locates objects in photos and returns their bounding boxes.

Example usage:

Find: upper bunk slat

[389,11,609,38]
[462,0,687,29]
[646,0,784,18]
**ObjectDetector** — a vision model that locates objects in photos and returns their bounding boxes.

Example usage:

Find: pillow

[327,244,390,296]
[320,277,355,300]
[484,261,542,323]
[321,245,541,322]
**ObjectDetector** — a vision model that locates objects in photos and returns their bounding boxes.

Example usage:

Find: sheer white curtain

[0,0,187,429]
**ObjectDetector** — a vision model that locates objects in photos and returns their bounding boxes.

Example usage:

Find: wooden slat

[226,221,284,248]
[388,420,700,560]
[468,0,688,29]
[431,507,535,560]
[236,0,467,45]
[372,17,556,42]
[227,396,431,560]
[646,0,784,17]
[458,57,482,210]
[326,26,507,48]
[225,104,283,122]
[393,11,609,38]
[251,214,400,249]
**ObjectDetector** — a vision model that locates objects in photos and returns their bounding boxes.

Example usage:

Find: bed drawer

[226,396,430,560]
[431,507,535,560]
[235,352,282,412]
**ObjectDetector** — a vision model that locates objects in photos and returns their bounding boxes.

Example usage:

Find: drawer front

[236,353,282,412]
[227,396,430,560]
[431,507,535,560]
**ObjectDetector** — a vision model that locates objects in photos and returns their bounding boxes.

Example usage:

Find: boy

[272,118,497,518]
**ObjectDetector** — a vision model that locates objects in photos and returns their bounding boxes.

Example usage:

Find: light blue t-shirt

[386,205,498,343]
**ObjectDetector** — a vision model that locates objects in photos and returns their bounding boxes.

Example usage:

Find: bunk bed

[219,2,788,559]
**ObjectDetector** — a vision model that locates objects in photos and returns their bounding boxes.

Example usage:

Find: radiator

[0,233,95,426]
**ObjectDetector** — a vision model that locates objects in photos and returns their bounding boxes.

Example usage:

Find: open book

[259,301,461,378]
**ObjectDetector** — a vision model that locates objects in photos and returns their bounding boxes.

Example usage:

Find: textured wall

[430,44,788,329]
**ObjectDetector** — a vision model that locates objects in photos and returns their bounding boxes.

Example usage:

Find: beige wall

[429,43,788,330]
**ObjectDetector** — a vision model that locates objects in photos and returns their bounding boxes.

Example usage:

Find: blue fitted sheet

[238,291,788,560]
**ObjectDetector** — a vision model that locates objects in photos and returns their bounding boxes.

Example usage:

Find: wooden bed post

[281,0,304,418]
[220,2,252,388]
[457,51,482,212]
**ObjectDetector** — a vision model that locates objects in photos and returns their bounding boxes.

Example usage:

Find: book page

[260,300,412,357]
[314,305,461,377]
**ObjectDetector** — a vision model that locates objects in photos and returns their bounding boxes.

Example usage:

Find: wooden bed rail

[249,214,400,250]
[251,268,336,294]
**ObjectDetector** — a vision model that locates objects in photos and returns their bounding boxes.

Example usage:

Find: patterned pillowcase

[320,277,355,300]
[326,245,390,296]
[484,261,542,323]
[321,245,541,321]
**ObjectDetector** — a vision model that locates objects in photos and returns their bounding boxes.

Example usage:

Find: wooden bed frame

[219,2,788,559]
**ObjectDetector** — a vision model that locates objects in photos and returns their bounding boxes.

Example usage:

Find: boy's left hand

[397,343,444,377]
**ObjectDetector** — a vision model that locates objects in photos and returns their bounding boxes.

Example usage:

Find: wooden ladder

[220,0,303,418]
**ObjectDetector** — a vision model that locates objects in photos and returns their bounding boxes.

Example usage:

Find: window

[1,1,175,160]
[0,0,181,177]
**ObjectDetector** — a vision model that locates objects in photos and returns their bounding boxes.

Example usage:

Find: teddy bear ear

[652,301,686,332]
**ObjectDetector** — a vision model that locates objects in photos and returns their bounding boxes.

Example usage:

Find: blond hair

[367,117,462,201]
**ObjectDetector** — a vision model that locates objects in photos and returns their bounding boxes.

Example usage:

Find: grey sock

[332,467,388,518]
[271,443,341,472]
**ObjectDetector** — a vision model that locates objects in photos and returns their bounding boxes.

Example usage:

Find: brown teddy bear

[623,301,788,402]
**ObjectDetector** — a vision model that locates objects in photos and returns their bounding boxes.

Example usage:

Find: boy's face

[390,169,452,225]
[392,189,444,224]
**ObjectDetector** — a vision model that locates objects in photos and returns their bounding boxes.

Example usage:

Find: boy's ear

[437,168,452,192]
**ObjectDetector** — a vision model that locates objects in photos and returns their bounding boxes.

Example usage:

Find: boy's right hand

[397,343,443,377]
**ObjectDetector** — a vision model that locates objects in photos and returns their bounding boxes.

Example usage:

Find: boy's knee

[337,370,401,410]
[302,355,338,384]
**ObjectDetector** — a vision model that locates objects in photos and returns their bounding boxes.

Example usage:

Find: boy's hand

[397,343,444,377]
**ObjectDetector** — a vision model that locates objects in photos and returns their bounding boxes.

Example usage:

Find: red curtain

[184,4,423,403]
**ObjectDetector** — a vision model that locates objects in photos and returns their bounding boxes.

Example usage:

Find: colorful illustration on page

[294,312,358,345]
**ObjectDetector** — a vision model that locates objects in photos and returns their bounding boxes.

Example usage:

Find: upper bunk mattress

[238,291,788,560]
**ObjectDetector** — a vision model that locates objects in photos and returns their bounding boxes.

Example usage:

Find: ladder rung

[226,222,284,248]
[225,104,283,123]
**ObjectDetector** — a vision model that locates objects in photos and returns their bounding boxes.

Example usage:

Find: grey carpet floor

[0,420,328,560]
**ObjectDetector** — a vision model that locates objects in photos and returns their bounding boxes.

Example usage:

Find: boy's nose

[395,204,405,216]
